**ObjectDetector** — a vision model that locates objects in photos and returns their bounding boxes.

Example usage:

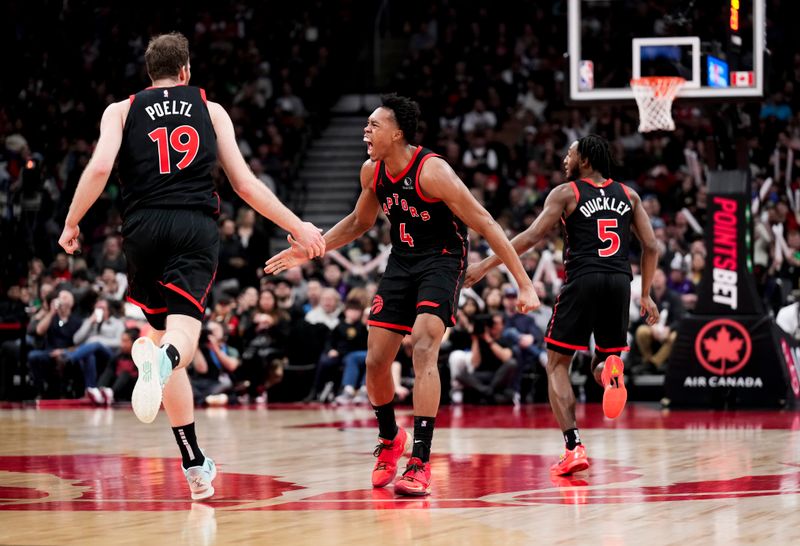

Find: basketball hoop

[630,77,686,133]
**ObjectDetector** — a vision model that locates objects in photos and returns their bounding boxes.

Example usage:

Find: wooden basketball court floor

[1,402,799,545]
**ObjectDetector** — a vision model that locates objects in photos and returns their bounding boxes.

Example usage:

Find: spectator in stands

[632,269,684,374]
[95,267,127,301]
[97,327,140,405]
[500,286,545,403]
[299,299,366,404]
[191,321,241,406]
[305,287,341,330]
[322,263,349,300]
[27,289,82,397]
[302,278,323,314]
[94,236,126,273]
[449,313,517,404]
[462,99,498,135]
[62,298,125,404]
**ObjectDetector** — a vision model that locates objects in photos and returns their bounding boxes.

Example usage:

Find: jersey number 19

[148,125,199,174]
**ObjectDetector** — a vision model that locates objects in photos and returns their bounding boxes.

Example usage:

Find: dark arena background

[1,1,800,544]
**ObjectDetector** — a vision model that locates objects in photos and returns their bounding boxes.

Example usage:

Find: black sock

[172,422,205,469]
[564,428,582,450]
[411,416,435,462]
[162,343,181,369]
[373,402,398,441]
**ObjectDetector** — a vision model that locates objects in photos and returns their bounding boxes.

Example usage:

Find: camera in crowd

[472,314,493,336]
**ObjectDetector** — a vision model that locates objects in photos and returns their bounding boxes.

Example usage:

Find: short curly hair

[380,93,420,144]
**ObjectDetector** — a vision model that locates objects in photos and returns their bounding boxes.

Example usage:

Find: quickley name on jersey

[372,146,468,258]
[563,178,634,280]
[118,85,218,218]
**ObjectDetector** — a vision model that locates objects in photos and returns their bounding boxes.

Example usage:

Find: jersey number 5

[597,218,620,257]
[399,223,415,247]
[148,126,199,174]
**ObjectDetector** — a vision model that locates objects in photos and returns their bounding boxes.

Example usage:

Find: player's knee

[365,353,389,374]
[411,333,440,363]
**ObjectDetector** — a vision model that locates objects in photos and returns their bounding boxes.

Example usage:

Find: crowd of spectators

[2,1,800,405]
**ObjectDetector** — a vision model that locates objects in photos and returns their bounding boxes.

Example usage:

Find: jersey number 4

[597,218,620,257]
[148,126,199,174]
[399,223,415,247]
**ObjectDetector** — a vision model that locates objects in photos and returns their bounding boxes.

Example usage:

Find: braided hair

[576,134,614,179]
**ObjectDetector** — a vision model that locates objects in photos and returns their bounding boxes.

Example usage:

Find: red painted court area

[2,404,800,514]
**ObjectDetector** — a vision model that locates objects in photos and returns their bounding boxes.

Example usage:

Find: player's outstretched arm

[208,101,324,258]
[264,160,380,275]
[464,183,571,288]
[59,101,125,254]
[420,157,539,313]
[630,189,660,325]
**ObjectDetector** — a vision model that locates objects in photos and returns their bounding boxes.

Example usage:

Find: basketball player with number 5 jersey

[57,32,325,500]
[266,94,538,496]
[465,134,661,476]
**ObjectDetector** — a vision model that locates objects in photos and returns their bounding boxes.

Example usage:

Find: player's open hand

[58,224,81,255]
[463,263,486,289]
[516,282,540,313]
[293,222,326,259]
[640,295,660,325]
[264,238,310,275]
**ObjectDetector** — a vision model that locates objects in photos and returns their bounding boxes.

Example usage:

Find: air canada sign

[683,318,762,388]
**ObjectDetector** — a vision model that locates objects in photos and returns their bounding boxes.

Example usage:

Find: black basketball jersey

[118,85,218,217]
[372,147,468,258]
[562,178,634,280]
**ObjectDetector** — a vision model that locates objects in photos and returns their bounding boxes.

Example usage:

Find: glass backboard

[567,0,765,102]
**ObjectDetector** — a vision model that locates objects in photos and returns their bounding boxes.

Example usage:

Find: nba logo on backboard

[579,61,594,91]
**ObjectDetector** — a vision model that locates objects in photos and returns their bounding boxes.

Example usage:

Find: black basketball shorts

[122,208,219,330]
[368,251,465,335]
[545,272,631,357]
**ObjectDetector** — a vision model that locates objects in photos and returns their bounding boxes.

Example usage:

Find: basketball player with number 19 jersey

[58,32,324,501]
[465,135,661,476]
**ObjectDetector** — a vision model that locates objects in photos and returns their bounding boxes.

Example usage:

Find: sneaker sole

[131,337,163,424]
[372,428,410,489]
[602,356,627,420]
[394,484,431,497]
[190,463,218,501]
[551,459,590,476]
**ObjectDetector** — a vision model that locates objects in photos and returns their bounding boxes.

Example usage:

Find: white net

[630,77,685,132]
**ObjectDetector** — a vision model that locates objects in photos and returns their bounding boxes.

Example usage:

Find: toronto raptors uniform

[367,146,469,334]
[544,178,634,356]
[119,85,219,328]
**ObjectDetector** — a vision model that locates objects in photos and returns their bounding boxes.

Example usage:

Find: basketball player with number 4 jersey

[58,32,325,500]
[266,94,538,496]
[465,134,660,476]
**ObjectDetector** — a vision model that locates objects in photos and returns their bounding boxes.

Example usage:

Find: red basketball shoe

[550,444,589,476]
[372,427,409,488]
[394,457,432,496]
[601,355,627,419]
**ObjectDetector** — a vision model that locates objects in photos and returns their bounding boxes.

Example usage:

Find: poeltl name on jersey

[144,100,194,121]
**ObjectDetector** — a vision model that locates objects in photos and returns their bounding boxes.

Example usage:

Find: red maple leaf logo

[702,326,744,373]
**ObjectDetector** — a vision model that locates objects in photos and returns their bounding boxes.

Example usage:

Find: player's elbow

[642,238,659,255]
[352,213,373,235]
[232,178,255,201]
[88,160,113,178]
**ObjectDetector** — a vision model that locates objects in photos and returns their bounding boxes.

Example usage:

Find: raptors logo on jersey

[563,178,634,280]
[372,146,467,257]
